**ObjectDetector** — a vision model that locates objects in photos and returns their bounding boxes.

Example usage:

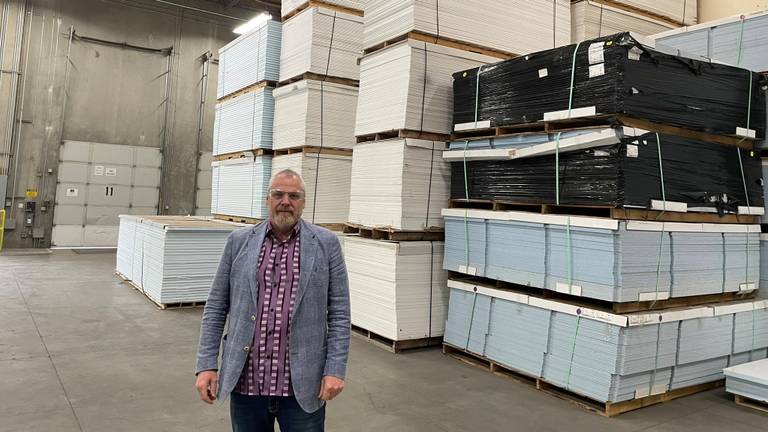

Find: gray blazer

[196,219,351,413]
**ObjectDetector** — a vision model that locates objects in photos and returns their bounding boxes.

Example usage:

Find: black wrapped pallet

[453,33,767,139]
[450,131,764,214]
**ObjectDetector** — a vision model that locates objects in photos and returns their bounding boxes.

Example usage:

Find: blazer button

[243,346,250,352]
[251,315,256,321]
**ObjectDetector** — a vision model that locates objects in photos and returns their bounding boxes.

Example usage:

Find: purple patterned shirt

[235,222,301,396]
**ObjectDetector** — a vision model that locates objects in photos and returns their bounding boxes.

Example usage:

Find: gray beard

[271,211,300,230]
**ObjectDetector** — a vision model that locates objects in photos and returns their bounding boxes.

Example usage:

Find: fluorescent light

[233,12,272,35]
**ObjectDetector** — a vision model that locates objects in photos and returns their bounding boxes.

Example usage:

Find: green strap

[567,42,583,118]
[565,313,582,390]
[555,132,562,205]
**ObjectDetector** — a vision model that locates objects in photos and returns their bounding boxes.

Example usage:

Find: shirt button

[243,346,250,352]
[251,315,256,321]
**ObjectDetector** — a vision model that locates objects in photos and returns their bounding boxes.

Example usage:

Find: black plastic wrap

[453,33,767,138]
[450,132,764,213]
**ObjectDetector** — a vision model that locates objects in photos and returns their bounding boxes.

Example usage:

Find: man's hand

[195,370,219,404]
[318,375,345,401]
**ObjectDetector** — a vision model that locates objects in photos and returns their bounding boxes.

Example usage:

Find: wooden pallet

[281,0,364,21]
[213,149,272,162]
[343,223,444,241]
[351,324,442,353]
[356,128,450,144]
[212,214,264,225]
[447,272,758,314]
[115,271,206,310]
[277,72,359,88]
[447,199,761,224]
[442,343,724,417]
[363,30,517,60]
[451,115,757,150]
[273,146,353,157]
[734,394,768,414]
[216,80,277,104]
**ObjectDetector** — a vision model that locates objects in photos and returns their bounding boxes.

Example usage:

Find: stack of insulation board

[348,138,449,231]
[211,155,272,220]
[362,0,571,56]
[442,209,760,303]
[651,10,768,73]
[217,20,282,99]
[444,279,768,404]
[571,0,676,42]
[115,216,244,305]
[211,19,281,220]
[272,2,363,226]
[724,358,768,404]
[271,151,351,224]
[213,86,274,154]
[345,236,447,341]
[609,0,697,25]
[279,6,363,82]
[273,80,358,150]
[281,0,364,18]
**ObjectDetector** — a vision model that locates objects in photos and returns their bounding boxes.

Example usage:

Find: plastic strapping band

[473,66,485,128]
[464,290,479,352]
[750,303,757,361]
[737,147,750,285]
[649,320,663,394]
[567,41,583,118]
[651,133,667,309]
[555,132,561,206]
[566,216,573,289]
[463,140,471,268]
[565,311,582,390]
[736,15,746,67]
[746,72,753,132]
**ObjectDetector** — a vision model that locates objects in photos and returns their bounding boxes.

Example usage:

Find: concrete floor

[1,250,766,432]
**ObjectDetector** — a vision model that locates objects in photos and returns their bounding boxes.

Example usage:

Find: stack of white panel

[345,236,447,341]
[725,358,768,404]
[217,20,282,99]
[281,0,364,18]
[273,80,358,150]
[613,0,697,25]
[571,0,675,42]
[271,152,352,224]
[213,87,275,155]
[348,138,449,230]
[279,6,363,82]
[363,0,571,55]
[195,152,213,216]
[355,40,496,136]
[211,155,272,219]
[116,215,243,305]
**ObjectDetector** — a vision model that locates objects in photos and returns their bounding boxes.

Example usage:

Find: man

[195,168,350,431]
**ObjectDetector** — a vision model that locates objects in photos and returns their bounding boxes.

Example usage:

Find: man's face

[267,174,305,230]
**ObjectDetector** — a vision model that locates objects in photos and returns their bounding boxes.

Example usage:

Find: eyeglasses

[269,189,305,201]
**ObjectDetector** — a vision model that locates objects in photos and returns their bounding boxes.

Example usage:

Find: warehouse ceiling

[204,0,281,12]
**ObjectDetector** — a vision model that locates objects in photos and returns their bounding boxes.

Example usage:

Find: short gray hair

[270,168,306,192]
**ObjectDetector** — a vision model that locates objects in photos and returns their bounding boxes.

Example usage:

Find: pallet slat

[352,325,442,353]
[343,223,444,241]
[734,394,768,414]
[116,271,206,310]
[356,129,450,144]
[442,343,724,417]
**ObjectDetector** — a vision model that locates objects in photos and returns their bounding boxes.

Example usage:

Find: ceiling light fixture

[233,12,272,35]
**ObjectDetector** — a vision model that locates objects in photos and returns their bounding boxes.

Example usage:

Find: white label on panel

[66,188,78,197]
[106,167,117,176]
[626,144,639,158]
[588,63,605,78]
[588,42,604,64]
[538,68,548,78]
[628,47,642,61]
[94,165,104,176]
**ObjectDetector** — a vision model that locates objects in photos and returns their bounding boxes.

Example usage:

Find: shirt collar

[267,220,301,242]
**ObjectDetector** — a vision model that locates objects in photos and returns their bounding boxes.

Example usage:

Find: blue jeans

[230,392,325,432]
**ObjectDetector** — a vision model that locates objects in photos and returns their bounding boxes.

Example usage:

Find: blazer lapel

[244,222,268,307]
[294,219,318,318]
